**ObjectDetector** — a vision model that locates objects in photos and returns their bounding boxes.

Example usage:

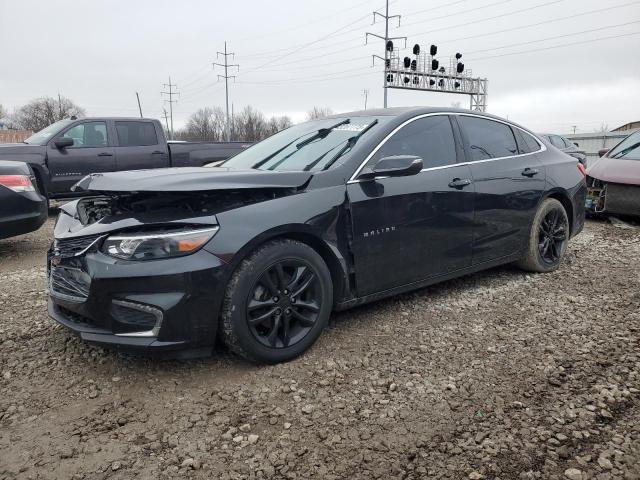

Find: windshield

[608,130,640,160]
[24,119,74,145]
[216,116,389,171]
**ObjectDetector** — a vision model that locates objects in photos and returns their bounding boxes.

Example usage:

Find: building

[0,130,33,144]
[611,121,640,133]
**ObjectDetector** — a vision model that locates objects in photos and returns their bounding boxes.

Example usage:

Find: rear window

[459,116,518,161]
[515,129,541,154]
[115,121,158,147]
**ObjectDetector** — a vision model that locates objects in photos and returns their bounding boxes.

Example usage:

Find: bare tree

[176,106,293,142]
[178,107,227,141]
[11,96,85,132]
[306,106,333,121]
[0,104,6,120]
[266,115,293,136]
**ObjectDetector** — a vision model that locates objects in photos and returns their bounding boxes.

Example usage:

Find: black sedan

[0,160,48,240]
[48,107,586,363]
[540,133,587,166]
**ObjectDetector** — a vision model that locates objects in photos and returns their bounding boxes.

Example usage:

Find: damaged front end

[586,177,640,217]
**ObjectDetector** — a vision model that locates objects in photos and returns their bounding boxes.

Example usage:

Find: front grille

[50,266,91,300]
[56,305,95,327]
[54,234,104,258]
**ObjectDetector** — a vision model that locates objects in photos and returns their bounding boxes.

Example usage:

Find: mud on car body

[48,107,586,363]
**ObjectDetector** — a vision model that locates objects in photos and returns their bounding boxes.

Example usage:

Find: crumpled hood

[587,157,640,186]
[72,167,313,193]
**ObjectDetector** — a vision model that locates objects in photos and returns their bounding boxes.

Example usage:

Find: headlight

[102,227,219,260]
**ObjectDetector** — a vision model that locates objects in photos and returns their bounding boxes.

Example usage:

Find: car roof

[326,106,536,135]
[66,117,158,122]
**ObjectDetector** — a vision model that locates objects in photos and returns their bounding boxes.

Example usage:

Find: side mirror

[598,148,609,158]
[573,142,579,147]
[358,155,423,180]
[55,137,74,149]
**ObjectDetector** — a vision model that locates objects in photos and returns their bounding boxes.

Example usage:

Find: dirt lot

[1,215,639,480]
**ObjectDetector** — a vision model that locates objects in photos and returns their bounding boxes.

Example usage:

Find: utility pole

[366,0,406,108]
[57,92,63,118]
[162,108,170,136]
[213,42,239,142]
[136,92,143,118]
[572,125,577,134]
[362,89,369,110]
[161,77,179,140]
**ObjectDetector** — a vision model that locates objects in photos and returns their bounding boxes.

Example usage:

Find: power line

[213,41,239,141]
[438,0,640,45]
[401,0,567,39]
[465,20,640,55]
[161,77,179,140]
[235,0,373,43]
[467,31,640,61]
[401,0,518,29]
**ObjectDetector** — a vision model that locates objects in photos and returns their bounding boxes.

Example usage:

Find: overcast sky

[1,0,639,134]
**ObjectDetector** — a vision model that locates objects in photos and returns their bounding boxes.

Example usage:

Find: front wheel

[517,198,570,273]
[220,240,333,364]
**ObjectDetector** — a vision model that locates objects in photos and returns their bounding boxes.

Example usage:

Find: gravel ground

[1,216,639,480]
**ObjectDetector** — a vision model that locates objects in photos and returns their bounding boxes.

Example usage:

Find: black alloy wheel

[221,239,333,363]
[247,261,321,349]
[537,208,568,265]
[517,198,570,273]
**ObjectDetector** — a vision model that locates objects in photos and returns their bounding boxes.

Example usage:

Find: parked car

[0,160,47,240]
[0,117,251,201]
[539,133,587,165]
[586,129,640,217]
[48,107,586,363]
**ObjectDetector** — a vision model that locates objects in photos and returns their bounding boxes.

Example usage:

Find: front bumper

[48,245,230,353]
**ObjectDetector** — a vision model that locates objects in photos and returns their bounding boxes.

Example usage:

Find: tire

[33,172,50,209]
[220,239,333,364]
[517,198,570,273]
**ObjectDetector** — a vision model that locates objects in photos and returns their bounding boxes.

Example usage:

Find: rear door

[456,115,546,265]
[113,120,169,171]
[348,114,475,296]
[47,121,115,194]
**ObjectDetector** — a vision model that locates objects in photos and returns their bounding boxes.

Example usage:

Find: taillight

[577,163,587,177]
[0,175,36,193]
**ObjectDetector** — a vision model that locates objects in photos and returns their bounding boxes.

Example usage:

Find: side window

[372,115,456,169]
[115,121,158,147]
[515,129,541,154]
[62,122,108,148]
[459,116,518,161]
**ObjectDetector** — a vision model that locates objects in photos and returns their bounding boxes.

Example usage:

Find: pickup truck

[0,117,251,200]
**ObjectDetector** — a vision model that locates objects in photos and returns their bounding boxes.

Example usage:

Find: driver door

[47,121,116,194]
[347,115,475,296]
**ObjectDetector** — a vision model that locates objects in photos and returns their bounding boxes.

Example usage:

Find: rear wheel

[220,240,333,364]
[517,198,569,273]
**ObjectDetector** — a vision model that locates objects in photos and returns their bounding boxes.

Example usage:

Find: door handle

[97,152,113,157]
[521,168,539,177]
[152,151,164,154]
[448,178,472,189]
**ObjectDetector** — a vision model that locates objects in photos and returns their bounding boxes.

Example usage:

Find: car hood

[72,167,313,193]
[587,157,640,186]
[0,143,45,155]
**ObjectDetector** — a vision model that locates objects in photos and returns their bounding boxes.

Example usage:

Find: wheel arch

[542,188,574,236]
[222,226,350,308]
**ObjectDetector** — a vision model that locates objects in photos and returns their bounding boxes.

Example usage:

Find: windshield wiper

[295,119,350,149]
[305,119,378,171]
[251,119,351,170]
[611,141,640,159]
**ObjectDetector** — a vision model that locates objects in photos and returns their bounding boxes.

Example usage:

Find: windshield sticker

[333,124,370,132]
